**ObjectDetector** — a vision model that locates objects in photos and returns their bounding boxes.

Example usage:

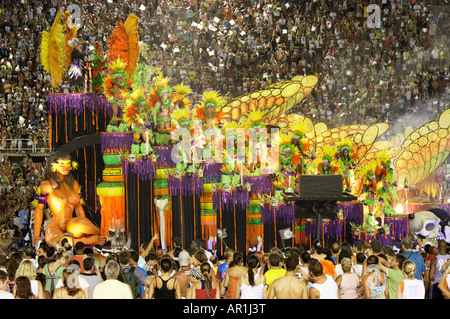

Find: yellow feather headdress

[40,10,66,88]
[240,110,267,129]
[171,107,191,127]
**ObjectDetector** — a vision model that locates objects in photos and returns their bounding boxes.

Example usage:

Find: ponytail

[200,262,212,298]
[246,254,259,287]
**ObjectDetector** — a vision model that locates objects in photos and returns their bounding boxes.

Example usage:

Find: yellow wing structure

[40,10,66,89]
[311,123,389,166]
[394,109,450,186]
[221,75,318,124]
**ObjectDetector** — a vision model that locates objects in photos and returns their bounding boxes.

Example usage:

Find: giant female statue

[32,151,101,248]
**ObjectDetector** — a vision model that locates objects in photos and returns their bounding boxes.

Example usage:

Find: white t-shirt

[311,275,338,299]
[400,279,425,299]
[0,290,14,299]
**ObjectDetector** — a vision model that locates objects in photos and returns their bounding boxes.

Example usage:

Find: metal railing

[0,139,50,154]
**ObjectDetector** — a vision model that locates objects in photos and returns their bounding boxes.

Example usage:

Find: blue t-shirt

[18,209,29,225]
[402,251,426,280]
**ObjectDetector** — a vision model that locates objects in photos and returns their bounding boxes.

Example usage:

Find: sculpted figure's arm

[33,182,51,246]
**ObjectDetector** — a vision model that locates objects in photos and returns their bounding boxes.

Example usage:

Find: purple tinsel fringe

[305,218,344,240]
[168,174,204,197]
[201,163,223,182]
[232,188,249,211]
[339,202,364,225]
[261,202,294,225]
[47,93,114,116]
[121,157,129,180]
[120,157,156,181]
[132,158,156,181]
[101,132,134,154]
[243,176,274,197]
[154,147,175,168]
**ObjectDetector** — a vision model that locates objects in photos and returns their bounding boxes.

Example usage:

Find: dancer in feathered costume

[357,161,378,227]
[106,14,140,77]
[170,106,193,173]
[151,75,174,132]
[222,120,245,177]
[131,62,161,91]
[63,11,78,71]
[102,57,133,126]
[336,137,358,193]
[195,90,226,131]
[240,110,268,173]
[277,130,301,192]
[40,10,66,89]
[374,150,398,216]
[315,145,340,175]
[289,121,311,175]
[122,88,153,155]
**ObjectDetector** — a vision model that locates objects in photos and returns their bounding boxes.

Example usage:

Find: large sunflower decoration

[195,90,226,128]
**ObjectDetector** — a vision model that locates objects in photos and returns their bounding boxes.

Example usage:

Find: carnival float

[29,11,450,253]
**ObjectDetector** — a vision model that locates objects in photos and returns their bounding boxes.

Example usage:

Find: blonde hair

[341,257,353,273]
[402,260,416,279]
[16,260,37,280]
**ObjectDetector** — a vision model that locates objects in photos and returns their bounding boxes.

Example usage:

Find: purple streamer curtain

[168,174,204,197]
[154,147,175,168]
[101,132,134,154]
[260,202,294,225]
[244,176,274,197]
[47,93,114,116]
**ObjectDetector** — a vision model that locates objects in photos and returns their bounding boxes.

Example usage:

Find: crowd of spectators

[0,153,45,250]
[0,235,449,299]
[1,0,449,150]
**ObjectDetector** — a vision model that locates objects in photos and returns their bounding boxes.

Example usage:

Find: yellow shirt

[265,268,286,296]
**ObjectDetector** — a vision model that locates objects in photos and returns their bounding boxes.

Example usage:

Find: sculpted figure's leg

[66,217,100,237]
[44,224,66,248]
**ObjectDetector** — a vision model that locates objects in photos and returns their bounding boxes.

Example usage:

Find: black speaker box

[298,175,343,198]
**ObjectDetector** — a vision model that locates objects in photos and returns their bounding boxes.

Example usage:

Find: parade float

[35,11,450,254]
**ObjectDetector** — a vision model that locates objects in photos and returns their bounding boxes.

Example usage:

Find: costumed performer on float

[315,145,340,175]
[289,121,311,175]
[335,137,358,193]
[277,130,301,193]
[32,151,101,248]
[102,57,133,127]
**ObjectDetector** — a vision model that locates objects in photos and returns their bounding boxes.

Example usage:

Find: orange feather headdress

[106,14,140,77]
